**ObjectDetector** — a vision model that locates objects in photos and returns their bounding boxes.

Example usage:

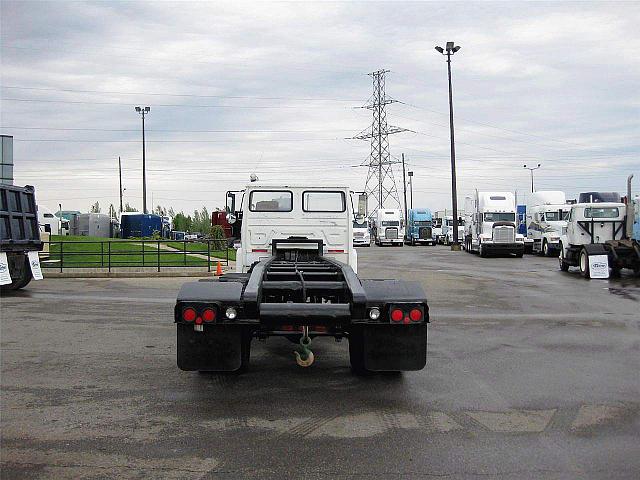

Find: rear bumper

[353,239,370,245]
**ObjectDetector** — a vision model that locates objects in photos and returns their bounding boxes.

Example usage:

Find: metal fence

[40,239,231,272]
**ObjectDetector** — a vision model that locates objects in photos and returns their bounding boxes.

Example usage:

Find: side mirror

[357,194,367,218]
[227,213,237,225]
[226,191,236,214]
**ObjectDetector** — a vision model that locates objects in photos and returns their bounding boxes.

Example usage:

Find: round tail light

[202,308,216,322]
[409,308,423,322]
[390,308,403,322]
[182,307,196,322]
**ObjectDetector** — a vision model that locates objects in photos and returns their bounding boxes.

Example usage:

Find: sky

[1,0,639,216]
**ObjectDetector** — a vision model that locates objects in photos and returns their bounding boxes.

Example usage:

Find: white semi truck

[441,216,465,246]
[352,217,371,247]
[525,191,569,256]
[464,191,525,257]
[174,184,430,373]
[372,209,404,247]
[559,176,640,278]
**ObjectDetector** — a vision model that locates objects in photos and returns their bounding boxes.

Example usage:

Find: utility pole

[523,164,541,193]
[435,42,461,250]
[402,153,408,227]
[408,171,414,209]
[118,156,123,214]
[135,106,150,214]
[353,70,409,217]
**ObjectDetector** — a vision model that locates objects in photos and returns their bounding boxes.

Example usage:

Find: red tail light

[390,308,403,322]
[327,249,344,253]
[182,307,196,322]
[202,308,216,322]
[252,249,268,253]
[409,308,423,322]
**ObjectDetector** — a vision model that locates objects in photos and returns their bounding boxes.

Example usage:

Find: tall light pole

[118,156,123,214]
[402,154,408,227]
[408,171,414,209]
[523,163,541,193]
[435,41,461,250]
[135,106,150,214]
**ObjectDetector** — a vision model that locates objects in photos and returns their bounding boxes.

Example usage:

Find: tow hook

[294,326,314,367]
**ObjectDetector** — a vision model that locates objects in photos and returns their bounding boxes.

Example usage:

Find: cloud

[1,0,638,214]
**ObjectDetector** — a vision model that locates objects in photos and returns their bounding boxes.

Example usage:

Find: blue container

[120,214,162,238]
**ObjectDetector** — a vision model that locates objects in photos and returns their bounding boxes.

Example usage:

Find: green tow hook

[294,331,314,367]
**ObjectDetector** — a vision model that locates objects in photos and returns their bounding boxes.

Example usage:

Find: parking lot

[2,245,639,479]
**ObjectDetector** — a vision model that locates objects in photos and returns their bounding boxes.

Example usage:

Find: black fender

[582,243,608,256]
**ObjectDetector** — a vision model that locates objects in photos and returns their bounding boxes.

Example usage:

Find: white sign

[0,252,12,285]
[589,254,609,279]
[28,251,44,280]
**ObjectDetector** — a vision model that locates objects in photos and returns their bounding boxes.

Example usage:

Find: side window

[249,191,293,212]
[302,191,345,212]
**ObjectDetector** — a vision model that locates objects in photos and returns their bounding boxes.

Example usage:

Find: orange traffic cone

[215,261,223,276]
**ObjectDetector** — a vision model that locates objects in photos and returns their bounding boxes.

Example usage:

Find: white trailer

[464,191,525,257]
[525,191,569,256]
[372,209,404,247]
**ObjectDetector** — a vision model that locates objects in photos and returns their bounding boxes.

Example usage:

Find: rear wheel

[0,256,32,293]
[479,243,487,258]
[579,248,590,278]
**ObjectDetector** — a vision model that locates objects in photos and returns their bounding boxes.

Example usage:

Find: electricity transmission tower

[353,69,409,216]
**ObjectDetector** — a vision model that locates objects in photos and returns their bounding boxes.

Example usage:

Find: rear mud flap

[177,324,243,371]
[354,324,427,371]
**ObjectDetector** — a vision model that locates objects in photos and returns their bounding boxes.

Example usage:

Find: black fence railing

[40,239,231,272]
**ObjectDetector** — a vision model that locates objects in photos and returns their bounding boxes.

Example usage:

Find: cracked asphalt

[1,245,639,479]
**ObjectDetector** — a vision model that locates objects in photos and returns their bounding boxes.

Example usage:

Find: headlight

[225,307,237,320]
[368,307,381,320]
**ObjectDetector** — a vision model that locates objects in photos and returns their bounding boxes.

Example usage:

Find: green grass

[41,235,231,268]
[165,240,235,261]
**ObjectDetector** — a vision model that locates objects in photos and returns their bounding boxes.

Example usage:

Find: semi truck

[174,185,429,373]
[372,209,404,246]
[559,176,640,278]
[441,216,465,246]
[463,191,525,257]
[1,184,44,291]
[405,208,436,245]
[352,217,371,247]
[525,191,569,256]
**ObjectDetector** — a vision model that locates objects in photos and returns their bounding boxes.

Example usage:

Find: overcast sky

[1,0,638,216]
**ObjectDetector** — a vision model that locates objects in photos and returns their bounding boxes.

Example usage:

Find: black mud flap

[177,324,243,371]
[353,324,427,371]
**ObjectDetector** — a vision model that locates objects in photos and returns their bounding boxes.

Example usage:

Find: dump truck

[174,185,429,373]
[1,184,44,291]
[559,175,640,278]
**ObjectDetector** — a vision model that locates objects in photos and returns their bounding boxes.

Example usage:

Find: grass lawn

[42,235,231,268]
[165,240,235,261]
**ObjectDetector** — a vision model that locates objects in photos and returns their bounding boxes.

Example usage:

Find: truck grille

[493,226,515,243]
[385,227,398,239]
[354,232,364,237]
[419,227,432,239]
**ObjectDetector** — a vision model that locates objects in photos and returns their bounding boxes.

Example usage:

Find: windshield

[382,221,399,227]
[483,212,515,222]
[414,221,431,226]
[353,220,368,228]
[544,211,567,222]
[584,207,619,218]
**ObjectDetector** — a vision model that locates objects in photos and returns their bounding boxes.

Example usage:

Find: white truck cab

[231,185,358,274]
[373,209,404,246]
[442,215,465,246]
[464,191,525,257]
[560,202,626,251]
[352,217,371,247]
[526,191,569,256]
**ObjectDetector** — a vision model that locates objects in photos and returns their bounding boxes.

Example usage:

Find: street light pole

[135,106,150,214]
[118,156,123,214]
[402,153,408,227]
[436,42,461,251]
[408,171,414,209]
[523,163,541,193]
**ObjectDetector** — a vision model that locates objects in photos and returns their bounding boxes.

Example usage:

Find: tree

[90,201,101,213]
[108,203,116,218]
[123,203,137,212]
[154,205,167,216]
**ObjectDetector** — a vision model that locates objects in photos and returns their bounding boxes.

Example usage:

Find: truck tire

[542,240,549,257]
[479,244,487,258]
[0,256,33,293]
[579,248,590,278]
[558,243,570,271]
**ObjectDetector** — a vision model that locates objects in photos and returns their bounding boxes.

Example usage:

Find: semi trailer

[1,184,44,291]
[559,176,640,278]
[174,185,429,373]
[464,191,525,257]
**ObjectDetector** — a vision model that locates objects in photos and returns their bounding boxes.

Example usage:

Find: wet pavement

[1,245,639,479]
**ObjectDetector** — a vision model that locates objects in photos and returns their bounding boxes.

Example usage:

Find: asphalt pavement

[1,245,639,479]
